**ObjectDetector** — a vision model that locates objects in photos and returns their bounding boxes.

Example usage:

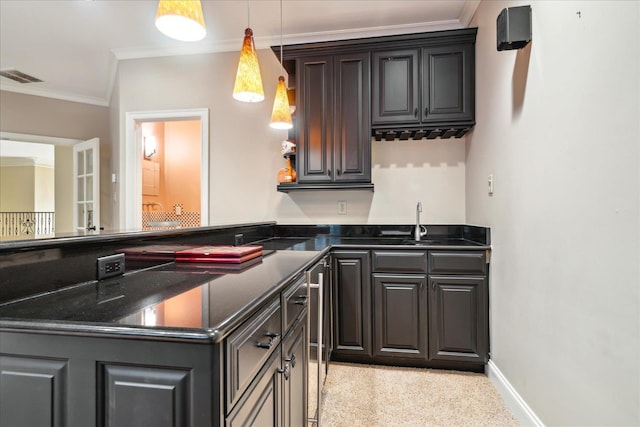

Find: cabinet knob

[414,108,418,118]
[424,107,429,116]
[293,295,308,306]
[256,332,279,349]
[337,168,341,175]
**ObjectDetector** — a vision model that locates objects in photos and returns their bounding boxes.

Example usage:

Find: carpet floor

[319,362,519,427]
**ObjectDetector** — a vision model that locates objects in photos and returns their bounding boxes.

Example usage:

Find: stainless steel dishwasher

[307,256,332,426]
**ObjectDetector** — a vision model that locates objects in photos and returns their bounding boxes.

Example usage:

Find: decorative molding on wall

[0,84,109,107]
[486,360,545,427]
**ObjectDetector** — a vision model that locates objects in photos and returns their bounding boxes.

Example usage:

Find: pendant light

[269,0,293,129]
[232,2,264,103]
[155,0,206,42]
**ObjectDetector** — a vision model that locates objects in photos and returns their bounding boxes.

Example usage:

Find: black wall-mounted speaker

[497,5,532,51]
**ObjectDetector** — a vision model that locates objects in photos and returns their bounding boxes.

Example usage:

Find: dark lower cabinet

[332,249,489,370]
[227,346,282,427]
[0,332,216,427]
[373,273,427,359]
[0,355,68,427]
[100,364,191,427]
[332,250,371,357]
[428,275,488,363]
[282,315,307,427]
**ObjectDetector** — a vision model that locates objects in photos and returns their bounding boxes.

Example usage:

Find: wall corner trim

[486,360,545,427]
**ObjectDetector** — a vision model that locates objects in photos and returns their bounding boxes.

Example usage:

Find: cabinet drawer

[428,251,486,275]
[282,275,308,333]
[372,250,427,273]
[226,298,282,412]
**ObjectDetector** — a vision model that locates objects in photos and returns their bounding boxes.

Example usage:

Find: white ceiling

[0,0,480,106]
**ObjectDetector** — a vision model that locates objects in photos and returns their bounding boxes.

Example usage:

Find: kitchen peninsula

[0,222,490,426]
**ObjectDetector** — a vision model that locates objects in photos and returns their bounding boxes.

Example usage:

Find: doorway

[0,132,88,238]
[122,109,209,231]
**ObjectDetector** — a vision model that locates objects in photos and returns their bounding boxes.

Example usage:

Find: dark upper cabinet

[298,55,333,183]
[333,52,371,183]
[372,49,419,124]
[332,250,372,357]
[372,42,475,128]
[428,275,488,363]
[422,44,474,124]
[296,53,371,186]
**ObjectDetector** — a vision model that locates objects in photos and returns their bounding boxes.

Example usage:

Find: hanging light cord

[279,0,284,73]
[247,0,251,28]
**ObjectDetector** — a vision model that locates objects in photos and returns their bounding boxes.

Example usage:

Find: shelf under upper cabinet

[277,183,375,192]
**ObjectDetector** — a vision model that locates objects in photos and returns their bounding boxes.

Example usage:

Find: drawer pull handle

[293,295,308,306]
[278,362,291,380]
[286,353,297,368]
[256,332,279,349]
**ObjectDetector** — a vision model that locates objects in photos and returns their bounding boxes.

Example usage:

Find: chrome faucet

[414,202,427,241]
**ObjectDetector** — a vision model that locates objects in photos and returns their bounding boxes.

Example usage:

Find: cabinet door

[373,274,428,359]
[0,355,69,427]
[297,56,333,183]
[282,315,307,427]
[226,347,282,427]
[333,52,371,182]
[332,251,372,357]
[428,275,488,363]
[101,364,191,427]
[372,49,420,124]
[421,43,474,124]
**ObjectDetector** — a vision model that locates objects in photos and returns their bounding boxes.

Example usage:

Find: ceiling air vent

[0,69,43,84]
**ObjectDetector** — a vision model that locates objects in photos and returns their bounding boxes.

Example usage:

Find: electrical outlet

[97,253,125,280]
[234,233,244,246]
[338,201,347,215]
[488,174,494,196]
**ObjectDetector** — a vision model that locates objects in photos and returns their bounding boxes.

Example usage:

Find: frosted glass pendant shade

[270,76,293,129]
[155,0,206,42]
[233,28,265,103]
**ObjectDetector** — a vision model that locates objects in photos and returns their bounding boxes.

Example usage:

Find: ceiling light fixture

[155,0,206,42]
[269,0,293,129]
[232,2,264,103]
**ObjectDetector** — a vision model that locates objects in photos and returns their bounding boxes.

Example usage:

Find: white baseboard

[486,360,545,427]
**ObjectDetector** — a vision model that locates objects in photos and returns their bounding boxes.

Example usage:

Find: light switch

[488,174,494,196]
[338,201,347,215]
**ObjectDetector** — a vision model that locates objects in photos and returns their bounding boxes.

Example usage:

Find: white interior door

[73,138,100,232]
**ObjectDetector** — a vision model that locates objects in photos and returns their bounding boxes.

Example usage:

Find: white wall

[115,51,285,226]
[34,165,54,212]
[0,165,34,211]
[114,50,467,226]
[467,1,639,425]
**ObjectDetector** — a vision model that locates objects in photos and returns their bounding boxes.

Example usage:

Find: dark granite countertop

[0,223,490,343]
[0,250,325,343]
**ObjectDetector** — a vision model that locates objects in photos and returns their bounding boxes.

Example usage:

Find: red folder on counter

[121,244,198,261]
[175,245,263,263]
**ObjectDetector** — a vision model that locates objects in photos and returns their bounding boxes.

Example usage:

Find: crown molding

[0,132,81,147]
[3,18,472,107]
[0,83,109,107]
[459,0,481,27]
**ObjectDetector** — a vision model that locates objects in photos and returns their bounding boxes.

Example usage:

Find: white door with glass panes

[73,138,100,232]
